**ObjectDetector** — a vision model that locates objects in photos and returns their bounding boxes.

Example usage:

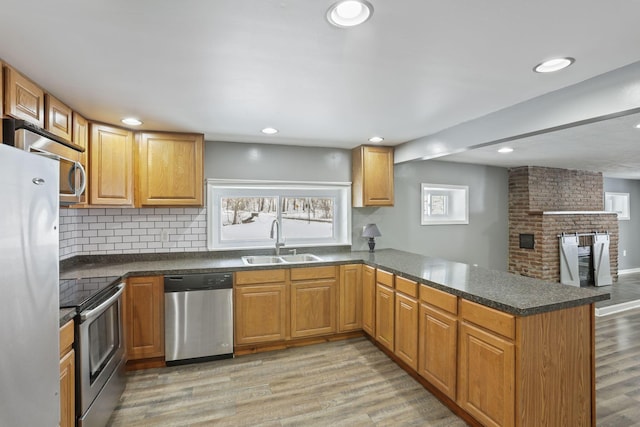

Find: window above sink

[207,180,351,251]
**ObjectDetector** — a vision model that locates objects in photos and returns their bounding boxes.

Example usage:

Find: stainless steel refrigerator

[0,143,60,425]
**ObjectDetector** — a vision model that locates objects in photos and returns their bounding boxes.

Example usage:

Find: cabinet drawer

[376,269,394,288]
[290,266,336,281]
[395,276,418,297]
[235,269,287,285]
[420,285,458,315]
[59,320,74,357]
[460,299,515,340]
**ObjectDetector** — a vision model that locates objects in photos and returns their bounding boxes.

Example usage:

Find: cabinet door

[59,349,75,427]
[458,321,515,427]
[339,264,362,332]
[352,145,394,207]
[137,131,204,206]
[375,283,395,351]
[418,303,457,400]
[362,265,376,336]
[235,283,287,345]
[72,112,89,205]
[291,279,337,338]
[45,94,72,141]
[3,65,45,127]
[395,293,418,370]
[90,123,134,205]
[125,276,165,360]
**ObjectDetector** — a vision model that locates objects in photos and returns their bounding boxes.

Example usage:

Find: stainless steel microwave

[2,118,86,205]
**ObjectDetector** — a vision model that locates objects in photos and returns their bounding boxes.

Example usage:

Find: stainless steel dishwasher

[164,273,233,365]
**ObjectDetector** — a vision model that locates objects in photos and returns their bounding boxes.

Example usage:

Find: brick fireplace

[508,166,618,283]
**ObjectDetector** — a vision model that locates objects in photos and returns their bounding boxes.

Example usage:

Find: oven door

[78,283,126,416]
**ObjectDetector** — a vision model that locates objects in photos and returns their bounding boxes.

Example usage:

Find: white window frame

[421,183,469,225]
[207,179,352,250]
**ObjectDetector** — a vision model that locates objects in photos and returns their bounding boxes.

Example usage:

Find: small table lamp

[362,224,381,252]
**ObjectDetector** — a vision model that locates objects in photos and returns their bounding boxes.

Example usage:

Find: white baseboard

[595,300,640,317]
[618,268,640,275]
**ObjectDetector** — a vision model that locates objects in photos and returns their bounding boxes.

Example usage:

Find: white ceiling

[438,112,640,179]
[1,0,640,174]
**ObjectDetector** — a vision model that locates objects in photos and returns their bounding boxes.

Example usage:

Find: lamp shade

[362,223,381,238]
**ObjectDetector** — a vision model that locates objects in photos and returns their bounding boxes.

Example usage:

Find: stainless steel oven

[77,282,127,427]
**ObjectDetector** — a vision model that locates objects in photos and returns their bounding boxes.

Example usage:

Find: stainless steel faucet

[270,219,285,255]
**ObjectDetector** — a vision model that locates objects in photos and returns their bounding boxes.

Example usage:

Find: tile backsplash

[59,207,208,260]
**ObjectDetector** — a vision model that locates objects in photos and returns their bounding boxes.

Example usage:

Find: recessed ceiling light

[533,57,575,73]
[261,127,278,135]
[368,136,384,143]
[121,117,142,126]
[635,123,640,129]
[498,147,514,153]
[326,0,373,28]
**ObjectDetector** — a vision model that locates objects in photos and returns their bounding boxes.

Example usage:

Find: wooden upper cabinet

[3,65,45,127]
[136,131,204,206]
[73,113,89,205]
[352,145,394,207]
[45,94,72,141]
[90,123,134,206]
[0,62,4,118]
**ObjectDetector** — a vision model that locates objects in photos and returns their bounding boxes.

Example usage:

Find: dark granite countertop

[59,248,609,317]
[59,308,76,327]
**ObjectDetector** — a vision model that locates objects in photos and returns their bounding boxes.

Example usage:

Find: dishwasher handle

[164,273,233,292]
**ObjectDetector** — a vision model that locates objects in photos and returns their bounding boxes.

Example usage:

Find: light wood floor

[109,337,465,426]
[109,307,640,426]
[595,307,640,426]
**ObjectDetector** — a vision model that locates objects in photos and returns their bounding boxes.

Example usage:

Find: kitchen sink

[280,254,323,263]
[241,256,286,265]
[241,253,323,265]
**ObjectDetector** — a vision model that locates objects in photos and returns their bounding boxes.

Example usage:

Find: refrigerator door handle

[81,283,125,322]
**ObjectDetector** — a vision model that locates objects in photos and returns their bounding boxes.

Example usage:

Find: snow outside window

[207,180,351,250]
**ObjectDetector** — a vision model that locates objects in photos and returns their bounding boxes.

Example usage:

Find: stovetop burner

[59,276,122,311]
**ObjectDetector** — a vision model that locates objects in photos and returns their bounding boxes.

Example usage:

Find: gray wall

[205,142,509,270]
[604,177,640,270]
[352,160,509,270]
[205,141,351,181]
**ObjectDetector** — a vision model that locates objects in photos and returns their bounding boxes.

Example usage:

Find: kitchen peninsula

[61,248,608,427]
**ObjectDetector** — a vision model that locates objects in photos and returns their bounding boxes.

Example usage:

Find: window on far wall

[421,183,469,225]
[207,180,351,250]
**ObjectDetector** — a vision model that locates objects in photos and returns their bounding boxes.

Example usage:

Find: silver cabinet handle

[80,283,125,322]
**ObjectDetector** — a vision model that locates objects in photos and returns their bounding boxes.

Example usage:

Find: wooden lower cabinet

[59,320,75,427]
[125,276,165,360]
[290,278,337,338]
[362,265,376,336]
[418,303,457,400]
[234,283,287,345]
[395,292,418,370]
[458,321,515,427]
[339,264,362,332]
[375,283,395,352]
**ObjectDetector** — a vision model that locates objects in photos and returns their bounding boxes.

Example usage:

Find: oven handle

[80,283,126,322]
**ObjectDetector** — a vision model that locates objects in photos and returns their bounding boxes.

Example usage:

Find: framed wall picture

[421,183,469,225]
[604,192,630,220]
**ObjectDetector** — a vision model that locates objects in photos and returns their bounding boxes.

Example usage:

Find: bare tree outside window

[221,197,277,241]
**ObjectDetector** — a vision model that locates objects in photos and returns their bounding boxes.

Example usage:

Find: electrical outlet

[623,250,627,257]
[161,229,169,242]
